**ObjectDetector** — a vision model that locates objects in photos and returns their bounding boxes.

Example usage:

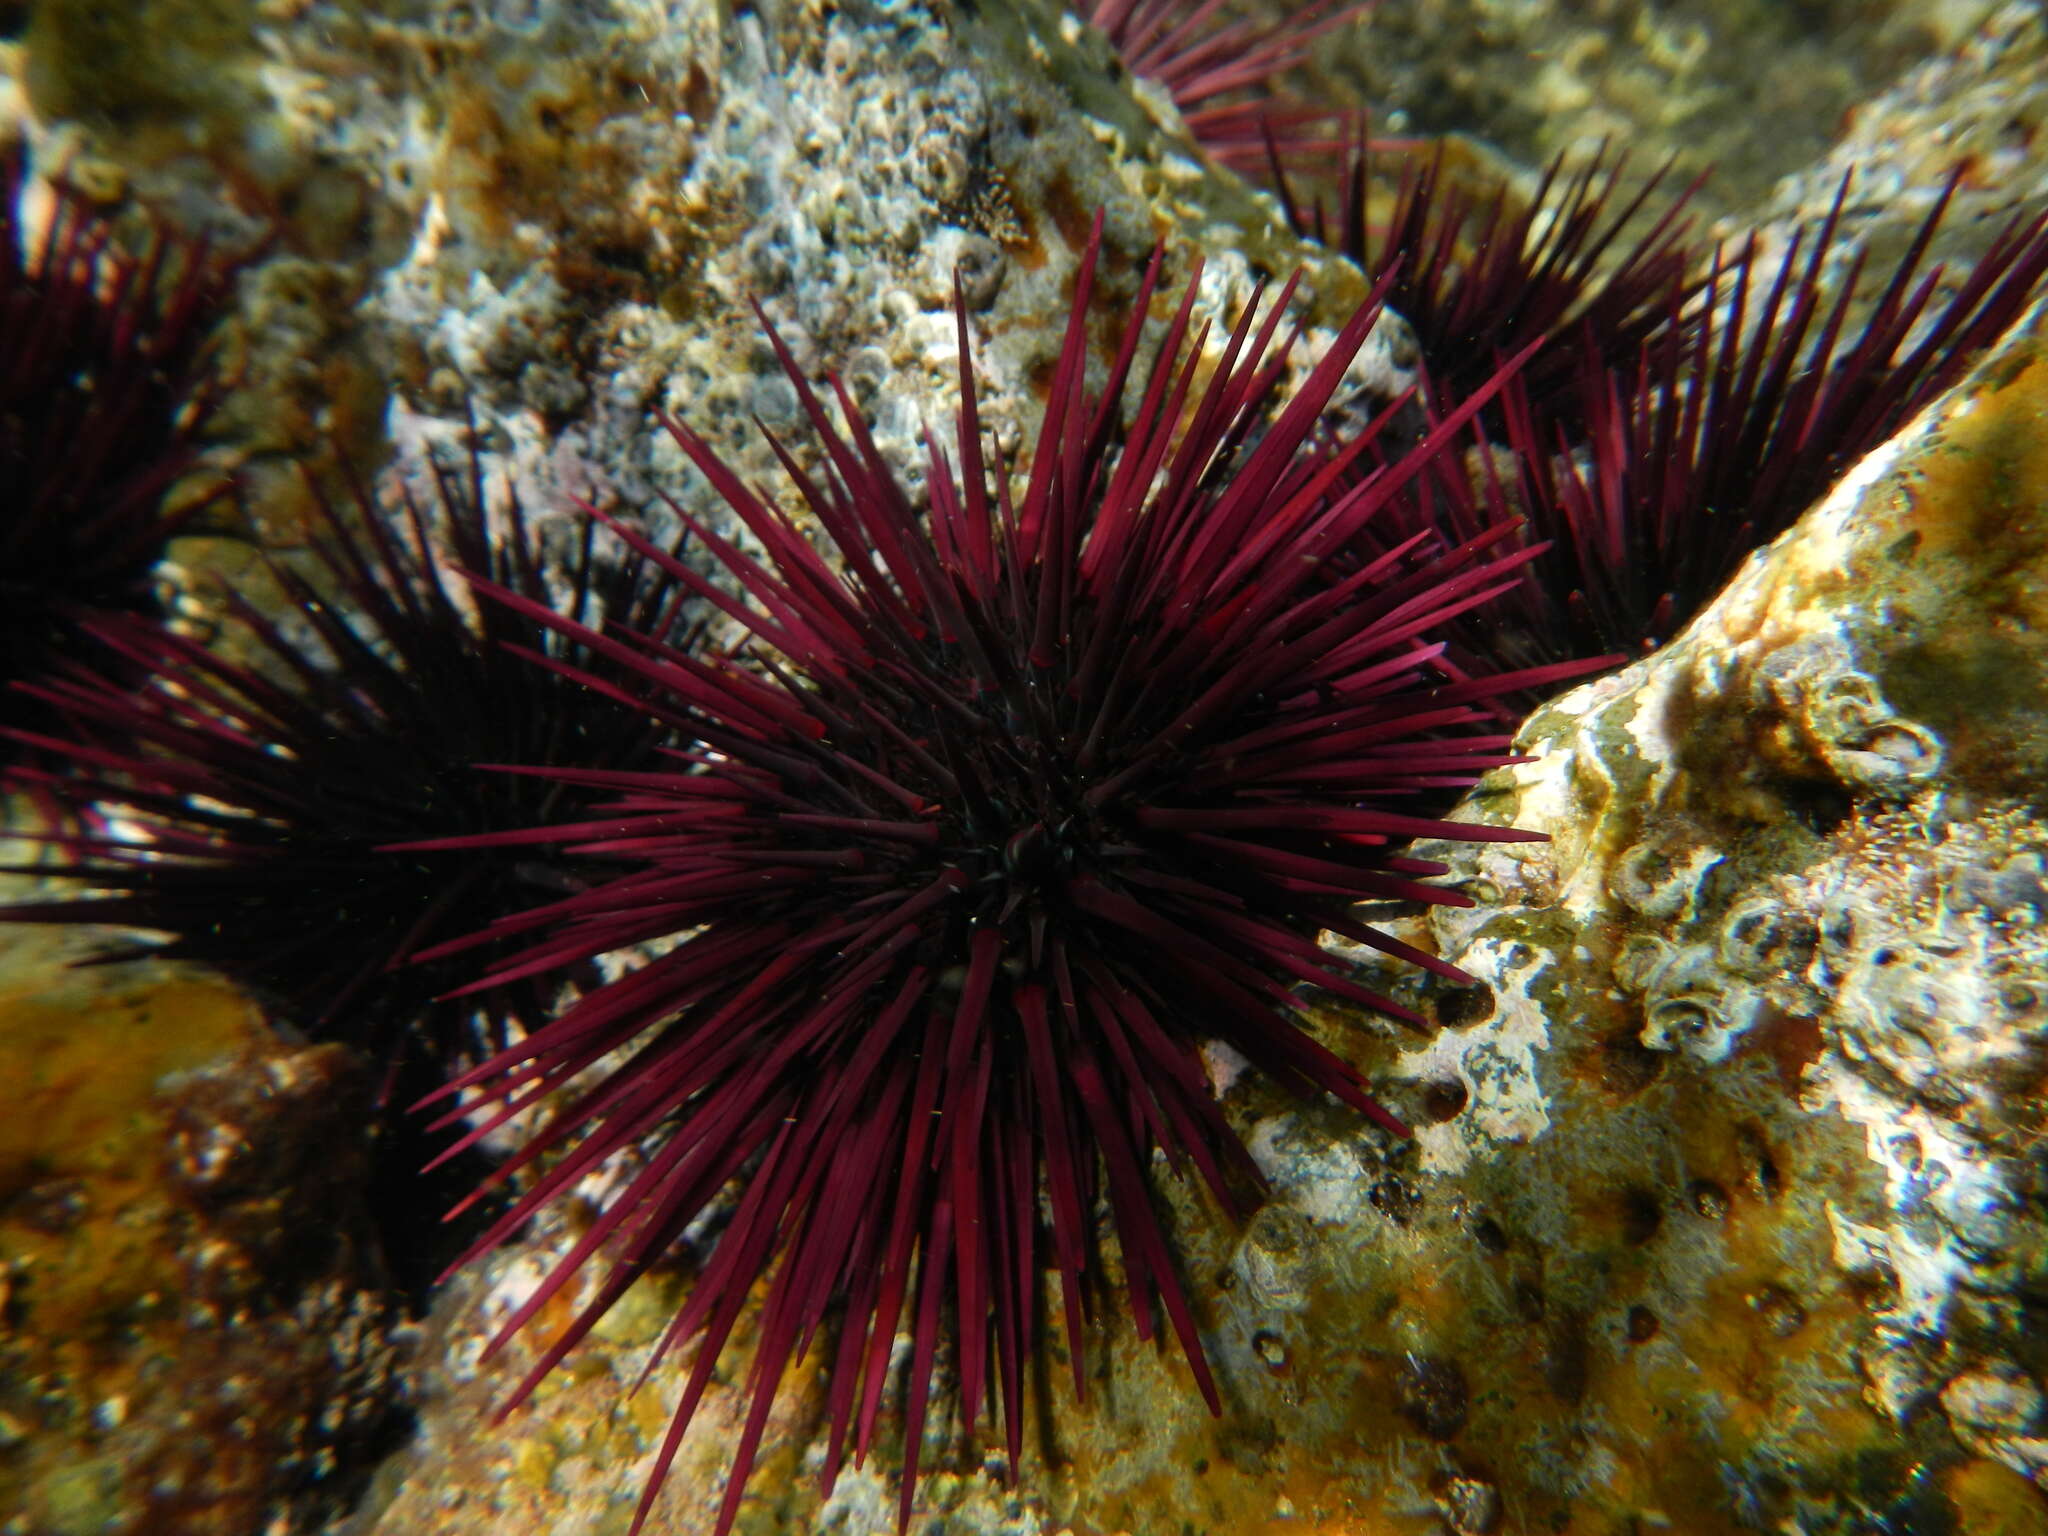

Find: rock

[1365,295,2048,1533]
[1754,3,2048,282]
[1318,0,1984,225]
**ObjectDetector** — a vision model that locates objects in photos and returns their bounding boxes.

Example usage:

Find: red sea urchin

[1490,171,2048,663]
[1076,0,1373,174]
[1279,137,1707,419]
[410,219,1565,1533]
[1303,149,2048,675]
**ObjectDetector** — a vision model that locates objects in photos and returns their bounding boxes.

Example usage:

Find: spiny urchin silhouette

[1,438,696,1082]
[1399,170,2048,671]
[1275,133,1707,418]
[0,148,237,751]
[1494,171,2048,662]
[407,217,1569,1534]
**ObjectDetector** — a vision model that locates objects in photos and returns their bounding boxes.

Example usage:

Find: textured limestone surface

[4,0,2048,1534]
[1361,301,2048,1536]
[186,0,1379,585]
[1747,3,2048,327]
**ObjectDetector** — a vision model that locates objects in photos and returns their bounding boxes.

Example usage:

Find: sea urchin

[1,440,695,1083]
[1076,0,1373,174]
[411,217,1555,1534]
[0,149,236,752]
[1300,150,2048,677]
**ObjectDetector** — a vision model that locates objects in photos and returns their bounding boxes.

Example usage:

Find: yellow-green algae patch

[24,0,263,161]
[1,968,264,1370]
[0,935,404,1534]
[1869,339,2048,802]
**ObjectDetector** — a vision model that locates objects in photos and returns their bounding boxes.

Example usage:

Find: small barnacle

[1748,1284,1808,1338]
[951,230,1008,309]
[1757,637,1945,796]
[1438,1473,1505,1535]
[1717,897,1819,979]
[1997,976,2044,1020]
[913,130,973,205]
[843,343,894,404]
[926,129,1030,256]
[1418,1076,1470,1122]
[1236,1206,1322,1313]
[747,368,803,427]
[1611,838,1723,920]
[1941,1362,2046,1446]
[1637,942,1767,1062]
[1434,981,1497,1029]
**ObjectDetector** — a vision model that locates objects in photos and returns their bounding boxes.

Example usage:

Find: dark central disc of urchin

[414,216,1557,1536]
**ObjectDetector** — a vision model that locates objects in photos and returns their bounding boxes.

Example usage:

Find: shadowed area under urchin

[398,216,1587,1535]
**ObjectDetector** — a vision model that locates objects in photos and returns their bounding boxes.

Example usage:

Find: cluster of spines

[1280,141,1709,416]
[378,218,1575,1535]
[1079,2,2048,665]
[1510,170,2048,659]
[2,443,697,1079]
[1287,134,2048,666]
[0,145,238,753]
[1073,0,1375,174]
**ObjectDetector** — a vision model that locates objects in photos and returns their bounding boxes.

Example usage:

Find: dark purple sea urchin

[0,150,236,751]
[1,443,694,1082]
[1,439,701,1297]
[407,220,1565,1533]
[1278,137,1708,420]
[1492,172,2048,662]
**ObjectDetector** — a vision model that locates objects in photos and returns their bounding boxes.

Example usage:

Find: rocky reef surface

[2,1,2047,1534]
[0,926,409,1533]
